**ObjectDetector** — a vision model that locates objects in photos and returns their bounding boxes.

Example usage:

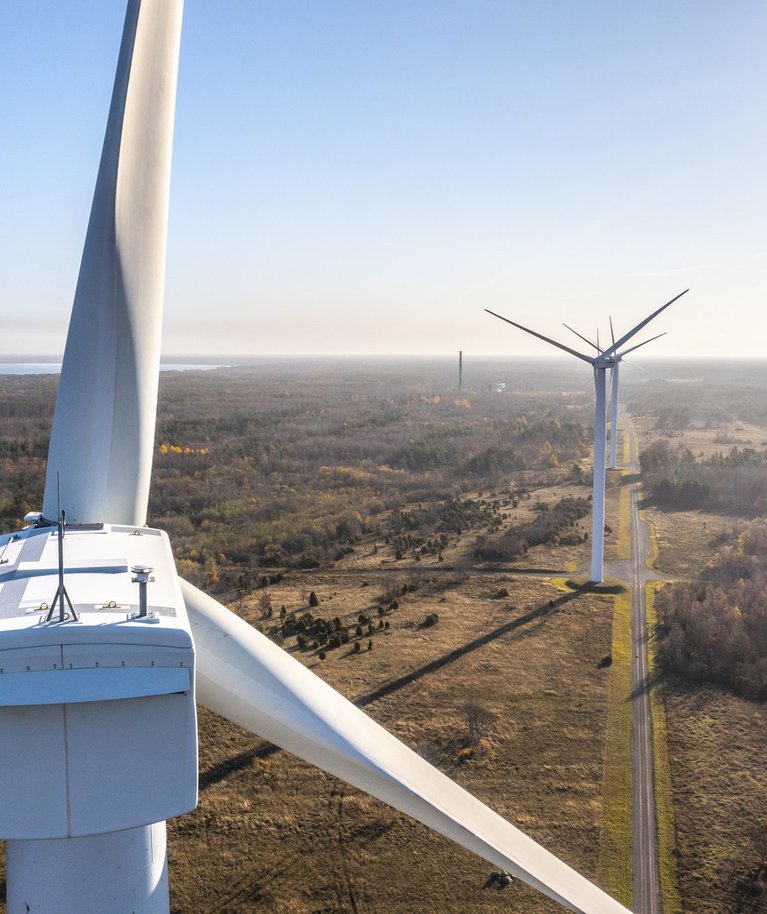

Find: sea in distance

[0,360,229,375]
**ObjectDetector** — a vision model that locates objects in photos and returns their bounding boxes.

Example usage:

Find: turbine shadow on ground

[198,589,582,791]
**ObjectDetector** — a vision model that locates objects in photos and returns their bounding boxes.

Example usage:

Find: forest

[656,520,767,699]
[630,366,767,700]
[640,439,767,514]
[0,358,592,590]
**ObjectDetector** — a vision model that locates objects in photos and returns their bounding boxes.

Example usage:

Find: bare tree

[258,592,273,619]
[462,700,494,746]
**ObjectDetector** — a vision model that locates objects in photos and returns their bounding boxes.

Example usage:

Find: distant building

[487,382,506,393]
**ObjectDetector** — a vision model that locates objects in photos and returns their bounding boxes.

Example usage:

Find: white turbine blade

[183,580,630,914]
[616,332,667,359]
[563,323,600,353]
[601,289,687,360]
[43,0,184,526]
[609,316,615,347]
[485,311,594,364]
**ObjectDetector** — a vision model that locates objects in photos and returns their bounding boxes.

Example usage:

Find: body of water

[0,362,228,375]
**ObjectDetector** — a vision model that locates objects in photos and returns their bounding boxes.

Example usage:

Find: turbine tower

[487,292,686,582]
[0,3,633,912]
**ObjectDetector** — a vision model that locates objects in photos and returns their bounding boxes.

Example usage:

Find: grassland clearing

[167,571,617,913]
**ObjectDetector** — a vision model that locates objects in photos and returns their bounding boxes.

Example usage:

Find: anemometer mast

[44,509,78,623]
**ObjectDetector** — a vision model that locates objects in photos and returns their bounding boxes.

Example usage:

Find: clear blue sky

[1,1,765,357]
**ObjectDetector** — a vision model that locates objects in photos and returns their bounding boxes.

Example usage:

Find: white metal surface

[42,0,184,527]
[0,525,197,840]
[0,666,189,705]
[591,367,607,581]
[7,823,169,914]
[609,362,620,469]
[184,580,631,914]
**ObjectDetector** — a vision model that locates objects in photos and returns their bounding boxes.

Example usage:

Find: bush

[463,701,494,745]
[308,591,319,607]
[422,612,439,627]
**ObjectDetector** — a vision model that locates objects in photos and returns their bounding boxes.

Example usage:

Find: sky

[1,1,765,358]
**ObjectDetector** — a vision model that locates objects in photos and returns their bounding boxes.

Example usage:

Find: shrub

[463,701,494,745]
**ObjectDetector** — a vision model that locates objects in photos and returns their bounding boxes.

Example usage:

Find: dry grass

[642,507,737,578]
[164,572,618,914]
[645,584,683,914]
[606,471,632,563]
[662,682,767,913]
[596,589,633,908]
[628,415,766,464]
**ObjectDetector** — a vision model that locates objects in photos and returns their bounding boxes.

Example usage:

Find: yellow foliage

[158,442,208,456]
[377,464,404,474]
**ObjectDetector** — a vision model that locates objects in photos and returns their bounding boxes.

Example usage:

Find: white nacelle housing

[0,524,197,839]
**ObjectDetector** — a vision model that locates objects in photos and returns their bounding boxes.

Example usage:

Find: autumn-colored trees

[657,520,767,698]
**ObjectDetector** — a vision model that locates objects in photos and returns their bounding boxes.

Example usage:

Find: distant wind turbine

[486,291,687,581]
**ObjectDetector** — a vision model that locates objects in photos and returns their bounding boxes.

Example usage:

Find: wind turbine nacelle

[0,524,198,840]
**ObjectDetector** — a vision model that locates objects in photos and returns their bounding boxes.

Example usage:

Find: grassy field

[167,571,618,913]
[641,507,737,578]
[645,584,683,914]
[662,682,767,913]
[596,589,633,908]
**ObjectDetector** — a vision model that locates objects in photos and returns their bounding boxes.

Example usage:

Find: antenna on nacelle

[45,474,77,623]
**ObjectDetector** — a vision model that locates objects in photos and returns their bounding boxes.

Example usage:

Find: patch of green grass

[597,589,633,906]
[646,584,683,914]
[615,471,632,561]
[640,509,660,569]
